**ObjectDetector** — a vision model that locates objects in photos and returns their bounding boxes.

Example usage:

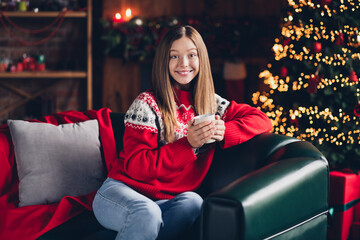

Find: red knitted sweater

[107,88,273,200]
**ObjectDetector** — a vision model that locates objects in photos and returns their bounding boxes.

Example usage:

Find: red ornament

[36,63,46,72]
[282,37,291,46]
[22,56,35,71]
[0,63,6,72]
[16,62,23,72]
[335,32,344,46]
[28,62,36,72]
[290,117,299,128]
[10,64,17,73]
[354,103,360,117]
[320,0,332,6]
[307,74,320,94]
[187,19,199,26]
[349,71,359,82]
[312,42,322,53]
[279,66,288,78]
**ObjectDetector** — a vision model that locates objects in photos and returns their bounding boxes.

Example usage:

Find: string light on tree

[253,0,360,170]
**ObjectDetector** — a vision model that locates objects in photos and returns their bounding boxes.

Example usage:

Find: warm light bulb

[126,8,132,18]
[115,12,121,20]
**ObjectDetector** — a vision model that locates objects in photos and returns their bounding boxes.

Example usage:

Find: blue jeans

[92,178,203,240]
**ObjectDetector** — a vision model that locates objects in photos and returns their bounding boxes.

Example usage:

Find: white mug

[193,113,216,143]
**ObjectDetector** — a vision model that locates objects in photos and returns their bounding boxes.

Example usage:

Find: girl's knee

[94,193,163,238]
[139,200,163,223]
[176,192,203,220]
[131,200,163,236]
[180,192,203,210]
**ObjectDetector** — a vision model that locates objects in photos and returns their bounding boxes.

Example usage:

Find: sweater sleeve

[221,100,273,149]
[118,93,197,182]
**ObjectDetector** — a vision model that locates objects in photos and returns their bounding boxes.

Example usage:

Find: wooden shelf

[0,71,87,79]
[1,11,87,18]
[0,0,92,118]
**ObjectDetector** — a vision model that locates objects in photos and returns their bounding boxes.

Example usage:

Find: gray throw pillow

[7,119,106,207]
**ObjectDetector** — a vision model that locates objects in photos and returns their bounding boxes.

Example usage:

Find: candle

[126,8,132,17]
[124,8,132,21]
[112,12,123,23]
[112,8,133,23]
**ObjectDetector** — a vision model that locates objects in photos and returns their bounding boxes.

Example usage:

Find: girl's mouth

[176,70,193,76]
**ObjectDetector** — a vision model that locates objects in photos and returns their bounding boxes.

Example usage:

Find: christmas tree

[252,0,360,170]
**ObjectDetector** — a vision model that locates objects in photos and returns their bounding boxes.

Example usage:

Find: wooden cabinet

[0,0,92,118]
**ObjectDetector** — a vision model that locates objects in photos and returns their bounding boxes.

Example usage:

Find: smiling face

[169,36,199,90]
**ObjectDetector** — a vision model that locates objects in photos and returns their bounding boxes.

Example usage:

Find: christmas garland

[0,9,67,46]
[101,16,278,62]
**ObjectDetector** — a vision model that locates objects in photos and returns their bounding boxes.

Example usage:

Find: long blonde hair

[152,25,215,142]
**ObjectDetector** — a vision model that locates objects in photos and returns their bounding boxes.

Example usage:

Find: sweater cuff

[221,121,242,149]
[169,137,197,168]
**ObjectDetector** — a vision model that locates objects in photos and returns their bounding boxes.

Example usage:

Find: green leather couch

[39,112,329,240]
[199,129,329,240]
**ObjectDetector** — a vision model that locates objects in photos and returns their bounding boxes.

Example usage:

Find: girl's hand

[187,119,215,148]
[212,115,225,142]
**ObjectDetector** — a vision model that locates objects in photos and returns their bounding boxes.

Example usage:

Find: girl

[93,25,273,240]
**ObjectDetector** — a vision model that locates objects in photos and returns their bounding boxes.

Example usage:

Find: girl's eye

[170,55,178,59]
[189,53,197,58]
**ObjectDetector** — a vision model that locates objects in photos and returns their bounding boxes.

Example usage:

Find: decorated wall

[99,0,286,113]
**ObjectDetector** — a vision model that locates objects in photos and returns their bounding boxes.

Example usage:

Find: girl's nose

[179,56,189,67]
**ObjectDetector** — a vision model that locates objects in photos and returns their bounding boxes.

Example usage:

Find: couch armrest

[199,133,309,195]
[200,156,329,240]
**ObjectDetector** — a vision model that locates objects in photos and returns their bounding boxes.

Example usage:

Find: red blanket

[0,108,117,240]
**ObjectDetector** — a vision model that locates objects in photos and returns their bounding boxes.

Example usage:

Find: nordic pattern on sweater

[124,91,230,145]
